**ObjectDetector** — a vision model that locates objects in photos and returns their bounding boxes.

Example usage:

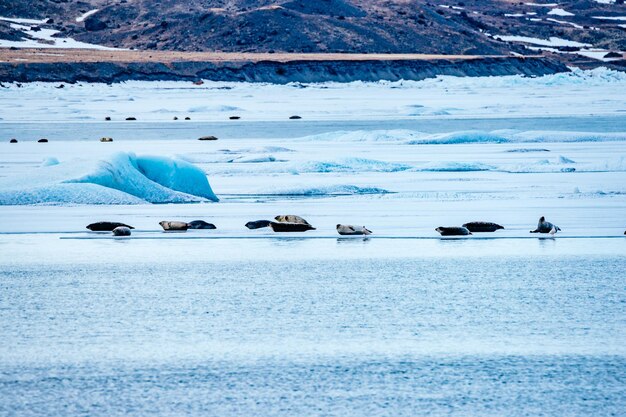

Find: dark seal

[245,220,272,229]
[436,226,472,236]
[462,222,504,233]
[187,220,216,229]
[270,222,315,232]
[87,221,135,231]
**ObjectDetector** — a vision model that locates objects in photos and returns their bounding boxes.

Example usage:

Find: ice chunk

[41,157,60,167]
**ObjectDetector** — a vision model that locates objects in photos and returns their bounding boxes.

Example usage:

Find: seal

[112,226,131,236]
[159,221,188,231]
[336,224,372,235]
[87,221,134,231]
[9,139,17,143]
[274,215,311,225]
[270,222,315,232]
[198,136,218,141]
[462,222,504,233]
[38,138,48,143]
[100,137,113,142]
[187,220,216,229]
[436,226,472,236]
[530,216,561,234]
[245,220,272,229]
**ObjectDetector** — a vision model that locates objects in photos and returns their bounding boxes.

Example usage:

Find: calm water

[1,237,624,416]
[3,115,625,141]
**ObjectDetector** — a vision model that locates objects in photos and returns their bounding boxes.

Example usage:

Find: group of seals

[87,220,216,236]
[159,220,217,231]
[436,221,504,236]
[87,222,134,232]
[436,217,561,236]
[90,215,574,238]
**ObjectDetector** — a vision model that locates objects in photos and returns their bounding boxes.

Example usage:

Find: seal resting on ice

[530,216,561,234]
[87,222,134,231]
[336,224,372,235]
[436,226,472,236]
[159,221,189,231]
[187,220,216,229]
[112,226,131,236]
[269,222,315,232]
[245,220,272,229]
[274,215,311,225]
[462,222,504,233]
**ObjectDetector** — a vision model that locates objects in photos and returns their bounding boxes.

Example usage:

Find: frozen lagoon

[0,69,625,415]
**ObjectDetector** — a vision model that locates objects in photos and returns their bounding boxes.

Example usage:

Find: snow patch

[547,8,575,17]
[76,9,99,23]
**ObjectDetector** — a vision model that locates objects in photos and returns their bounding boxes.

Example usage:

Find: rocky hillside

[0,0,625,63]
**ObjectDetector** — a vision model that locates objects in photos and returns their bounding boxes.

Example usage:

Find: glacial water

[1,236,624,416]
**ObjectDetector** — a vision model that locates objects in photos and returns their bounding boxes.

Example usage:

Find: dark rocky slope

[0,56,568,84]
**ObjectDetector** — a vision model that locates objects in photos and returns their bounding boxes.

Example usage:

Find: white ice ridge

[301,130,626,144]
[0,152,219,205]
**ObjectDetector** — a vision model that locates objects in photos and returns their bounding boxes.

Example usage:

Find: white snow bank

[76,9,99,23]
[493,35,591,48]
[0,16,117,49]
[547,8,574,17]
[0,152,218,205]
[592,16,626,21]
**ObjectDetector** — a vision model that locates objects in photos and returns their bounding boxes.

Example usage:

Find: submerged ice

[0,152,218,205]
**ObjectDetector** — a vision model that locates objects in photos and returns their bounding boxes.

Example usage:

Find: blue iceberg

[0,152,218,205]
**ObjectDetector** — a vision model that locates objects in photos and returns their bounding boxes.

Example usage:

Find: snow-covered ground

[0,69,625,416]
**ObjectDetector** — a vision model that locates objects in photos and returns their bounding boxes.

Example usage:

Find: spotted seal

[274,215,311,225]
[530,216,561,234]
[112,226,131,236]
[336,224,372,235]
[159,221,188,231]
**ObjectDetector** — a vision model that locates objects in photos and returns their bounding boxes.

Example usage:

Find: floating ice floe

[0,152,218,205]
